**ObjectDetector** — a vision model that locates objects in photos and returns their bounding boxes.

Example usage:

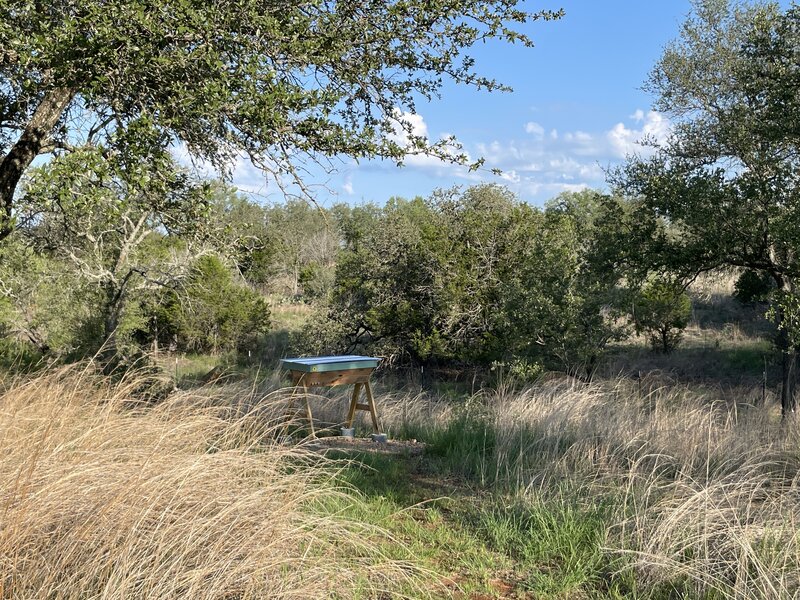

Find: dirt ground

[306,435,426,456]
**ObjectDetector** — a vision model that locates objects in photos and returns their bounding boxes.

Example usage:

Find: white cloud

[342,175,354,195]
[173,142,351,204]
[607,110,671,158]
[228,154,271,196]
[630,109,645,122]
[171,143,275,199]
[475,140,523,166]
[524,121,545,138]
[389,110,474,173]
[565,131,592,143]
[440,109,670,202]
[215,106,674,206]
[498,169,520,184]
[171,143,216,178]
[546,157,604,180]
[390,109,429,147]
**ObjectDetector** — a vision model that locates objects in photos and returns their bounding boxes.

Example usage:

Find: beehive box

[280,355,381,387]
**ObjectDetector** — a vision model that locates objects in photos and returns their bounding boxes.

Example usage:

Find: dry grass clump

[0,366,414,599]
[616,462,800,598]
[688,269,738,301]
[367,373,800,597]
[483,377,800,598]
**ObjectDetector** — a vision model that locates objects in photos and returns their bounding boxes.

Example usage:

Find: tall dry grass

[0,366,418,599]
[372,374,800,598]
[167,364,800,597]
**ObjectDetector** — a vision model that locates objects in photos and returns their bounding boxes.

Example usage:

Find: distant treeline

[1,180,699,379]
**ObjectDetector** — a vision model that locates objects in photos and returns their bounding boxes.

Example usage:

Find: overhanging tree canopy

[0,0,562,239]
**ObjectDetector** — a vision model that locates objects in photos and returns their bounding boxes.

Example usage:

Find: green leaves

[501,199,629,378]
[633,279,691,353]
[2,0,560,168]
[156,254,270,354]
[614,0,800,409]
[313,185,628,375]
[1,0,561,240]
[616,0,800,283]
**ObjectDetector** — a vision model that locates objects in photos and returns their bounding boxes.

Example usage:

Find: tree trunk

[102,292,123,359]
[776,312,798,418]
[769,273,797,419]
[781,340,798,418]
[0,87,75,241]
[100,274,135,361]
[152,322,159,358]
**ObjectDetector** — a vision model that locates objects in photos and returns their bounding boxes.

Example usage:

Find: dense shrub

[633,280,691,353]
[143,256,270,354]
[298,261,335,300]
[733,269,775,304]
[0,239,106,359]
[305,186,630,376]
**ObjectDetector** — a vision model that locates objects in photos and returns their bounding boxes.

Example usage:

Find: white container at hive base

[340,427,355,438]
[371,433,388,444]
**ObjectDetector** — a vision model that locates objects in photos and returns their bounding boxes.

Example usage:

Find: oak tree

[614,0,800,415]
[17,123,217,353]
[0,0,561,239]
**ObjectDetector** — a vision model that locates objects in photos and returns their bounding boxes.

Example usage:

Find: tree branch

[0,87,75,240]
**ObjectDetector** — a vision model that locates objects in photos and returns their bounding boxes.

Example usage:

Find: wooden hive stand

[280,355,382,437]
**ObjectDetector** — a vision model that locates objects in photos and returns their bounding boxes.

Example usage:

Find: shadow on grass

[689,292,774,336]
[328,446,644,598]
[606,337,776,391]
[331,448,470,508]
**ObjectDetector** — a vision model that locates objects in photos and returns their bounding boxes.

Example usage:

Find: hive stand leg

[346,383,362,428]
[302,384,315,437]
[364,380,381,433]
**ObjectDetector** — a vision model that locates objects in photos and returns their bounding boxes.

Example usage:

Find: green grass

[423,409,496,484]
[318,450,515,598]
[606,328,776,388]
[465,499,613,597]
[147,300,312,388]
[268,299,314,329]
[312,368,790,599]
[318,447,706,599]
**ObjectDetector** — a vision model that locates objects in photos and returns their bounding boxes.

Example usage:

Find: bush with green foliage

[298,262,335,301]
[143,256,270,355]
[490,359,545,385]
[733,270,775,305]
[633,280,691,353]
[501,193,631,377]
[320,195,453,363]
[768,290,800,350]
[306,185,630,376]
[0,239,105,360]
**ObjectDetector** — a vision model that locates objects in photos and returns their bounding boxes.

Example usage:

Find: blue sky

[227,1,786,207]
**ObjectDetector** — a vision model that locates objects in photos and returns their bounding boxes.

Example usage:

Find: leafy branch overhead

[0,0,562,238]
